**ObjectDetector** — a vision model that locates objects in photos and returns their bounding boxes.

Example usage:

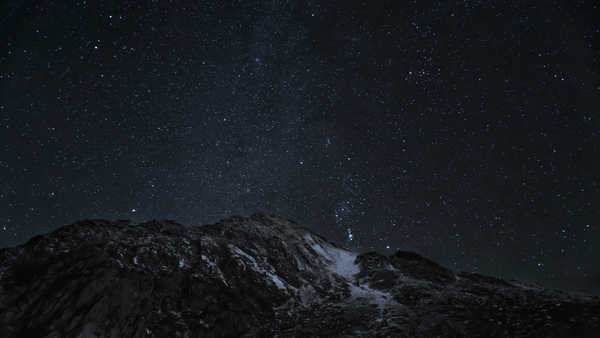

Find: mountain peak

[1,214,598,337]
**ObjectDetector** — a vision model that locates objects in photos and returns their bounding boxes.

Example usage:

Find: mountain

[0,213,598,337]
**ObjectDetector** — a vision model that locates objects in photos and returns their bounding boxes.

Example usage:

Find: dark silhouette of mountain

[1,213,598,337]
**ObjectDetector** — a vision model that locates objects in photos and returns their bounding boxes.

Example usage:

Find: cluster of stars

[1,0,599,294]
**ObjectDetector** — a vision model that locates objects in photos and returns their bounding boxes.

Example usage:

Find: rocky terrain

[0,213,598,337]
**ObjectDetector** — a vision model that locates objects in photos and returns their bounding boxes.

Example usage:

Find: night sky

[2,1,599,293]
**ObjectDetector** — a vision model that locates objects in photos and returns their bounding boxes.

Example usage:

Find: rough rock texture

[0,213,598,337]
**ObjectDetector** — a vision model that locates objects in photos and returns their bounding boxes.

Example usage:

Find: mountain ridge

[1,212,598,337]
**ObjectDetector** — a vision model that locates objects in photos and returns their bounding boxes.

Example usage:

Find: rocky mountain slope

[0,213,598,337]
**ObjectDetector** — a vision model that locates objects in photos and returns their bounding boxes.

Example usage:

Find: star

[1,0,598,295]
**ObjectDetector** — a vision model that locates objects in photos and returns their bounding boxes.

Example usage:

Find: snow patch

[304,234,359,280]
[229,245,287,290]
[268,272,286,290]
[200,254,228,286]
[198,318,209,329]
[308,239,328,257]
[349,283,395,309]
[201,255,217,268]
[328,247,359,280]
[302,234,397,310]
[297,284,319,307]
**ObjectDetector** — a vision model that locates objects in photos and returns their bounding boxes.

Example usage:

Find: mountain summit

[1,213,598,337]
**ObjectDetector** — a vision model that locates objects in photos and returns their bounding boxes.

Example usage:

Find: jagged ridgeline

[0,213,599,337]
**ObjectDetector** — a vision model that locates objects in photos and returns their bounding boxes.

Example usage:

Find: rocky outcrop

[0,213,598,337]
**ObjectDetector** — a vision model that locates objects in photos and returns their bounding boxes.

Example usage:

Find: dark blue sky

[1,0,599,293]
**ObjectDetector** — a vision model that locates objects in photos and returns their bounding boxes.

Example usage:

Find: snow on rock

[200,254,228,286]
[200,254,218,270]
[268,272,286,290]
[229,244,288,290]
[349,283,396,310]
[296,284,319,307]
[304,234,359,281]
[328,247,360,280]
[303,234,397,309]
[1,215,598,337]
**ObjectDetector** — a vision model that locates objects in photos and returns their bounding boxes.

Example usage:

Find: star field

[1,1,600,293]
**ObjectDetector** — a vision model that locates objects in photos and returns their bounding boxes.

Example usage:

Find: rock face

[0,213,598,337]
